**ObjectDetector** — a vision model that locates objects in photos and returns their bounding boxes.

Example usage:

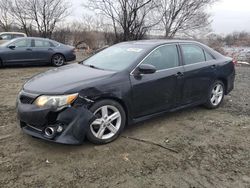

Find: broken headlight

[34,93,78,109]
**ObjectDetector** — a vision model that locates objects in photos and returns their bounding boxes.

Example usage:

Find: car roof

[117,39,224,59]
[0,32,27,35]
[119,39,203,48]
[9,37,56,43]
[23,37,52,40]
[0,37,59,47]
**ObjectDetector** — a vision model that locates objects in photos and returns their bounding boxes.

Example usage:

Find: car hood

[23,63,116,94]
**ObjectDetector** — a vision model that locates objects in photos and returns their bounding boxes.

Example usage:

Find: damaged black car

[17,40,235,145]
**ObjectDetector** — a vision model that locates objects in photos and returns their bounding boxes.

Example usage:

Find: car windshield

[83,44,146,71]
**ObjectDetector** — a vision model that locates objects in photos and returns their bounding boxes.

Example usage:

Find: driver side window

[142,45,179,71]
[12,39,31,48]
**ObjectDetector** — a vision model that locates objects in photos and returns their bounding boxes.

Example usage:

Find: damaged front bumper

[17,92,95,145]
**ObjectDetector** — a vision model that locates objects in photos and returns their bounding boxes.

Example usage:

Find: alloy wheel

[210,83,224,106]
[52,55,64,66]
[90,105,122,140]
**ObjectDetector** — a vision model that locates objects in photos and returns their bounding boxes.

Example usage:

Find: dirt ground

[0,62,249,188]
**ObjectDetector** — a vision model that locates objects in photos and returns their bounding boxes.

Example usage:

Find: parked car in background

[0,32,27,45]
[0,37,76,67]
[17,40,235,145]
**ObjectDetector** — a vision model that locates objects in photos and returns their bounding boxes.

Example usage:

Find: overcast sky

[70,0,250,34]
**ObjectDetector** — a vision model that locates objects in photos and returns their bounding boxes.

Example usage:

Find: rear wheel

[51,54,65,67]
[205,81,225,109]
[86,100,126,144]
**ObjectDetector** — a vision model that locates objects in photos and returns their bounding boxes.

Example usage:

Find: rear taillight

[232,59,237,66]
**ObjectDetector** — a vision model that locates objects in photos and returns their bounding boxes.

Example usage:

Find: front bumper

[17,100,94,145]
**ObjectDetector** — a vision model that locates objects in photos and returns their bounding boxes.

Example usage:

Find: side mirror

[8,45,16,49]
[138,64,157,74]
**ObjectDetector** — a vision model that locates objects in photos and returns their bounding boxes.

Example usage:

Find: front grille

[20,95,35,104]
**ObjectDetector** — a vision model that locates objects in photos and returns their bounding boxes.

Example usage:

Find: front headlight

[34,93,78,109]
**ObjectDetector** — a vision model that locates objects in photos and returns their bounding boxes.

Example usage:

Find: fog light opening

[57,126,63,133]
[44,127,55,138]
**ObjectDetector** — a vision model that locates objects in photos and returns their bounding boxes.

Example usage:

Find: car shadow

[24,105,209,151]
[0,61,76,69]
[1,64,53,69]
[124,105,207,132]
[25,134,92,151]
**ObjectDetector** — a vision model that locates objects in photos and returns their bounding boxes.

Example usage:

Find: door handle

[176,72,184,77]
[211,65,217,68]
[26,48,32,51]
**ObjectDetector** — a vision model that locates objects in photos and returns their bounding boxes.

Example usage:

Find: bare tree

[10,0,33,35]
[0,0,13,31]
[85,0,159,42]
[10,0,70,38]
[26,0,71,38]
[81,14,104,31]
[224,32,250,47]
[158,0,216,38]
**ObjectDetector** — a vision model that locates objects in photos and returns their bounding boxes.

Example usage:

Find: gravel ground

[0,62,249,188]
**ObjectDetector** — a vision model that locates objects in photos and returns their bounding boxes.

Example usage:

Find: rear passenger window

[204,51,215,61]
[34,40,51,47]
[181,44,205,65]
[142,45,179,71]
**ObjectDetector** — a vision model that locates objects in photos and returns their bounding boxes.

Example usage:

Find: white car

[0,32,27,45]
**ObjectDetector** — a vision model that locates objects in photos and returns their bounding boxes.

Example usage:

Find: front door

[130,44,184,118]
[4,38,33,64]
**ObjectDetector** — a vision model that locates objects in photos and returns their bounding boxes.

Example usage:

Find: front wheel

[204,81,225,109]
[86,100,126,144]
[51,54,65,67]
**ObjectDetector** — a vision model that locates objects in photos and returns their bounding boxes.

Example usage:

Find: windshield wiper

[84,64,104,70]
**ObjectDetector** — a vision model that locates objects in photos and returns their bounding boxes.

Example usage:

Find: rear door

[4,38,33,64]
[179,43,217,104]
[32,39,55,63]
[130,44,184,118]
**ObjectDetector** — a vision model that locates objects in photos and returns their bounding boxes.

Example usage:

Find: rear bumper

[226,71,235,95]
[66,54,76,62]
[17,102,94,145]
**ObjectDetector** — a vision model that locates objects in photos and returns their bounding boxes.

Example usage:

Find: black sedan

[0,37,76,67]
[17,40,235,145]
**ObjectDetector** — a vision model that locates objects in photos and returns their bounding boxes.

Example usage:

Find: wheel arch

[216,77,228,94]
[92,96,130,125]
[51,53,66,62]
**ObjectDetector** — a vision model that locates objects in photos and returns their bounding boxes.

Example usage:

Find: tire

[86,100,126,144]
[51,54,65,67]
[204,80,225,109]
